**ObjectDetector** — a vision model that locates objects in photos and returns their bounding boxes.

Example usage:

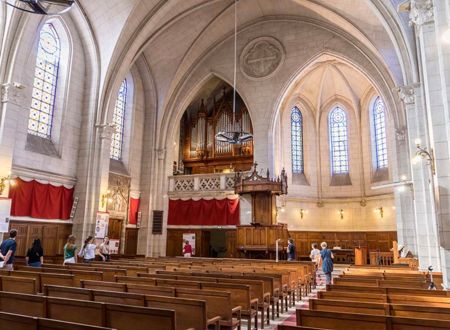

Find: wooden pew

[326,284,450,297]
[138,272,270,328]
[145,295,220,330]
[0,275,38,294]
[296,309,450,329]
[0,311,114,330]
[0,291,177,330]
[277,326,326,330]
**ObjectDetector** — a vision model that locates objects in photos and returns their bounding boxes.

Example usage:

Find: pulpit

[234,163,289,259]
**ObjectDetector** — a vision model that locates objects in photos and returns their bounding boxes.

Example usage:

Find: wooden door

[201,230,210,257]
[125,228,138,256]
[225,230,236,258]
[42,225,58,256]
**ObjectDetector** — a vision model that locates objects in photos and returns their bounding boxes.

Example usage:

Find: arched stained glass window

[329,106,349,174]
[110,79,128,160]
[373,96,388,169]
[28,23,60,138]
[291,106,304,174]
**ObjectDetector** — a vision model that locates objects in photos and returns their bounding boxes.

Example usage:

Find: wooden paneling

[289,231,397,258]
[9,221,72,257]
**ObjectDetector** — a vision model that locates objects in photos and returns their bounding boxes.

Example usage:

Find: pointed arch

[110,79,129,160]
[290,106,304,174]
[28,22,61,138]
[372,96,388,169]
[328,106,349,174]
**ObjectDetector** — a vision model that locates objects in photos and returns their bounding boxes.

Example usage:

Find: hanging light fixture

[215,0,253,145]
[2,0,75,15]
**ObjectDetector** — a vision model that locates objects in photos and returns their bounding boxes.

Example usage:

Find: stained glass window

[329,107,349,174]
[110,79,127,160]
[28,23,60,138]
[291,106,304,174]
[373,96,388,169]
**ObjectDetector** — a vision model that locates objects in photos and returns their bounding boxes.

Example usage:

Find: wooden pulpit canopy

[234,163,288,195]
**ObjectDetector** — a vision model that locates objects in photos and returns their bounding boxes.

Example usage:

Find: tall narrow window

[373,96,388,169]
[28,23,60,138]
[329,106,349,174]
[291,106,304,174]
[110,79,127,160]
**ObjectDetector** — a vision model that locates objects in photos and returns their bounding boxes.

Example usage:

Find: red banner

[168,198,239,226]
[9,178,74,220]
[128,197,140,225]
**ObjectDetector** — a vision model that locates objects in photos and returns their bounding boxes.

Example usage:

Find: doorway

[207,229,227,258]
[108,218,123,252]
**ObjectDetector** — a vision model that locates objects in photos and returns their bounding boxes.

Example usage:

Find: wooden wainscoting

[289,231,397,259]
[9,221,72,257]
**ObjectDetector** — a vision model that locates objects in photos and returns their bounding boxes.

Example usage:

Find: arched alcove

[177,77,254,174]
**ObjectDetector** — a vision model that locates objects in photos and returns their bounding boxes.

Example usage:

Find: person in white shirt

[310,243,321,286]
[98,237,110,262]
[80,236,97,263]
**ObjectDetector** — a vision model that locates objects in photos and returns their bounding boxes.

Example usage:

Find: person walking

[309,243,321,286]
[79,236,97,263]
[287,238,296,261]
[63,235,77,265]
[320,241,334,285]
[98,236,110,261]
[182,240,192,257]
[0,229,17,270]
[26,238,44,267]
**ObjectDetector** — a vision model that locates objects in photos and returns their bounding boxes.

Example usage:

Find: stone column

[407,0,450,287]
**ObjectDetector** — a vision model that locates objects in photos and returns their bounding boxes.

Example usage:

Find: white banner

[182,233,196,256]
[95,212,109,239]
[0,199,12,233]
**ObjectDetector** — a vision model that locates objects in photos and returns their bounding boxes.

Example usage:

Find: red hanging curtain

[9,178,74,220]
[168,198,239,226]
[129,197,140,225]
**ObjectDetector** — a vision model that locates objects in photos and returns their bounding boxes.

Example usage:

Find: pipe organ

[180,91,254,174]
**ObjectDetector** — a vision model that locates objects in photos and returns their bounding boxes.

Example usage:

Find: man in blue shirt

[0,229,17,270]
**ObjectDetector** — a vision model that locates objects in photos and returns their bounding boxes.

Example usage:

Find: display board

[95,212,109,239]
[0,199,12,233]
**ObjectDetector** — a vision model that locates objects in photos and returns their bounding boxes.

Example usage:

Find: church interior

[0,0,450,329]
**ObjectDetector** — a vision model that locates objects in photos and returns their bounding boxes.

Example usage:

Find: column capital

[1,82,26,105]
[395,126,407,142]
[399,0,434,27]
[155,148,166,160]
[96,123,115,139]
[396,84,420,105]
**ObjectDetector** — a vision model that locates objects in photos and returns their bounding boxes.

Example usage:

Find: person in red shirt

[183,240,192,257]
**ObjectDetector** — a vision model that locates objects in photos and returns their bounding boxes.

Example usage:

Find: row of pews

[0,256,316,330]
[281,264,450,330]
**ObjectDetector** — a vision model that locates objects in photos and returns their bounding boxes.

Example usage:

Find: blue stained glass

[110,79,127,160]
[28,23,60,138]
[329,107,349,174]
[373,97,388,169]
[291,107,304,174]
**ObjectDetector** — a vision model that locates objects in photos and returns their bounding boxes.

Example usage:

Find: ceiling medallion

[2,0,75,15]
[240,37,285,80]
[214,0,253,146]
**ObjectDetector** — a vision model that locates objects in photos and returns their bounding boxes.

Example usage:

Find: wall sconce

[101,190,113,208]
[338,209,344,219]
[413,138,435,175]
[299,209,308,219]
[0,174,16,196]
[374,207,384,219]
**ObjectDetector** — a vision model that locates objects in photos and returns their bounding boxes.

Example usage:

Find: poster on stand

[95,212,109,239]
[109,239,120,255]
[182,233,196,256]
[0,199,12,233]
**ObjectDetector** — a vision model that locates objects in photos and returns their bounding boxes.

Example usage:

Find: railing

[369,251,394,266]
[168,173,237,194]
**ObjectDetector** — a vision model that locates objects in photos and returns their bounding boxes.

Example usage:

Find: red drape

[9,178,74,220]
[129,197,140,225]
[168,198,239,226]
